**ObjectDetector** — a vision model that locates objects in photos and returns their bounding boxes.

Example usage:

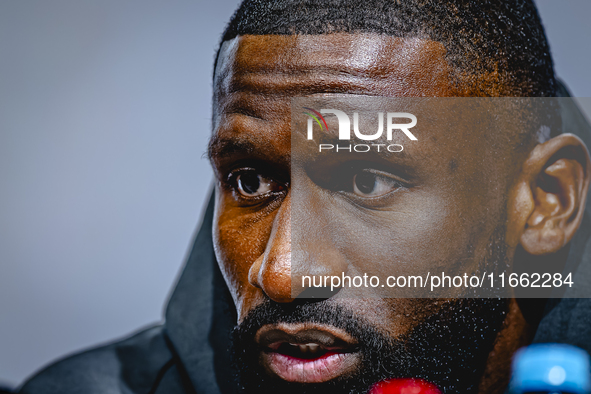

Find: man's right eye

[230,169,285,198]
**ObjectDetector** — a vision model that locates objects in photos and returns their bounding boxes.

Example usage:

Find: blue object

[510,344,591,393]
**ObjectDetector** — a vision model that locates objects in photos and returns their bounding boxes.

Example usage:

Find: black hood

[164,82,591,393]
[165,192,236,394]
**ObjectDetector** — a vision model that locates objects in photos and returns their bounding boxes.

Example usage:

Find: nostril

[248,256,264,289]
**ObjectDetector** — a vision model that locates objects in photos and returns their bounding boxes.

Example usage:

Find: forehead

[213,33,457,101]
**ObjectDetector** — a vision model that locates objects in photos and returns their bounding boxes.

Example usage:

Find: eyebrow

[207,135,260,162]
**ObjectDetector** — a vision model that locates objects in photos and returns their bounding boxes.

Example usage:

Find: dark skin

[208,33,591,393]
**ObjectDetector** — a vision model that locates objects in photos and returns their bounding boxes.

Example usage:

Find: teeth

[292,343,321,354]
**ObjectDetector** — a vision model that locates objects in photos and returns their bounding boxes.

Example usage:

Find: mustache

[232,299,396,349]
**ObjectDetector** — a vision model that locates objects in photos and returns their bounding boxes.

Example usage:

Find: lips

[255,323,360,383]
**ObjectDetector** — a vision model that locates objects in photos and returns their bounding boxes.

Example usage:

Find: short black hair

[216,0,557,97]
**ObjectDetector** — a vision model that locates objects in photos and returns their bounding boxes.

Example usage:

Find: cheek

[328,184,501,300]
[333,191,481,284]
[335,298,447,339]
[212,191,276,312]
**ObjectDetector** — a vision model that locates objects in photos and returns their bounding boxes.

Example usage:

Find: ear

[509,134,591,255]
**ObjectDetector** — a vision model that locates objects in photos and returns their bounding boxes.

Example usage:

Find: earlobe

[518,134,591,255]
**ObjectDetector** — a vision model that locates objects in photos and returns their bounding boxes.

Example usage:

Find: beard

[231,298,508,394]
[230,226,511,394]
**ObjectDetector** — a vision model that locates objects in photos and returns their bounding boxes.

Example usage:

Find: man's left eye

[351,170,401,198]
[233,170,284,198]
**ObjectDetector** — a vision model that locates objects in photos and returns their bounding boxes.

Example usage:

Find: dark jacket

[18,85,591,393]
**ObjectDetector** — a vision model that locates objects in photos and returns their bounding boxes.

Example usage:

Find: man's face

[209,33,523,392]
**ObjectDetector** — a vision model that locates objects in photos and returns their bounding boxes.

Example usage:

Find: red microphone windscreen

[368,378,442,394]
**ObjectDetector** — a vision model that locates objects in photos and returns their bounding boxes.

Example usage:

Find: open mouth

[269,341,343,359]
[255,323,361,383]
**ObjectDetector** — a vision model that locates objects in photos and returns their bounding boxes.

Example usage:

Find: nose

[248,193,293,303]
[248,189,349,303]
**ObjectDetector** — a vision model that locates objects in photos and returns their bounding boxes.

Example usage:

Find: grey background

[0,0,589,388]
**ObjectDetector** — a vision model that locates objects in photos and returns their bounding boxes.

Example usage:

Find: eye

[232,169,285,198]
[352,170,402,197]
